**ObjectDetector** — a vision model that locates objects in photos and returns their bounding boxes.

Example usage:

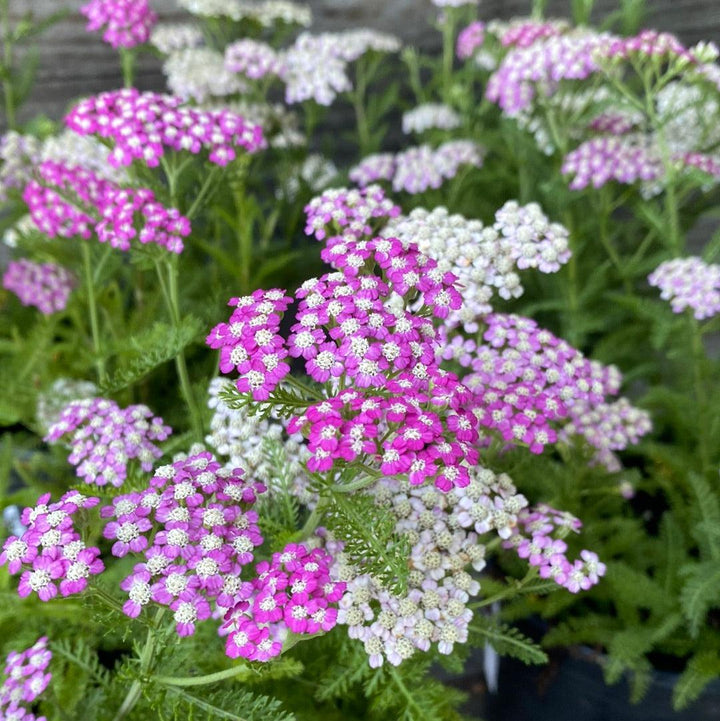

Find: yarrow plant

[3,1,720,719]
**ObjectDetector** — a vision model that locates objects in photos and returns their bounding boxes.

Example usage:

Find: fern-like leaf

[673,651,720,710]
[469,618,547,665]
[100,317,203,394]
[679,562,720,637]
[162,686,295,721]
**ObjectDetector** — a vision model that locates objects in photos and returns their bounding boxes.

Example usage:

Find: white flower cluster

[282,30,401,106]
[0,131,41,202]
[382,206,522,328]
[163,48,248,102]
[150,23,204,53]
[279,154,339,200]
[656,81,720,156]
[225,39,284,80]
[36,378,98,434]
[2,215,38,248]
[493,200,572,273]
[431,0,480,7]
[178,0,311,26]
[41,130,128,183]
[402,103,461,135]
[206,378,313,504]
[334,467,526,667]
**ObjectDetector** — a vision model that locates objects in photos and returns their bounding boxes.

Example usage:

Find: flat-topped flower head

[23,160,191,253]
[0,637,53,719]
[45,397,171,487]
[81,0,157,49]
[1,494,104,601]
[65,89,265,168]
[648,256,720,320]
[3,260,74,315]
[104,451,266,635]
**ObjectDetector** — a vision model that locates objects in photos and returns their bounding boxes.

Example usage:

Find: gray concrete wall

[4,0,720,126]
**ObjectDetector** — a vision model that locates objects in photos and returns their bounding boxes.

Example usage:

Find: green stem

[153,663,253,688]
[689,315,712,476]
[598,190,631,294]
[440,12,457,104]
[388,666,426,718]
[186,165,222,220]
[112,608,165,721]
[1,0,16,130]
[164,258,204,441]
[120,48,136,88]
[352,59,371,158]
[82,242,106,383]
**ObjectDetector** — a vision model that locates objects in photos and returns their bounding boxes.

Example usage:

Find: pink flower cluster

[225,39,284,80]
[456,21,485,60]
[601,30,697,64]
[561,135,663,190]
[648,256,720,320]
[65,89,266,168]
[81,0,157,49]
[101,451,266,636]
[45,398,172,487]
[560,398,653,472]
[222,543,345,661]
[0,637,52,721]
[450,313,625,454]
[24,161,191,253]
[499,19,568,48]
[681,152,720,179]
[2,259,75,315]
[0,492,104,602]
[503,505,606,592]
[486,32,614,115]
[349,140,484,194]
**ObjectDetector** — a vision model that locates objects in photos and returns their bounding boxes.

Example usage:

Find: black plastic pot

[484,647,720,721]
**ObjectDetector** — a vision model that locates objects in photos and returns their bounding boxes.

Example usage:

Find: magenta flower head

[65,89,266,169]
[0,637,53,719]
[103,450,267,638]
[23,160,191,254]
[3,259,75,315]
[222,543,345,661]
[1,492,104,602]
[45,397,172,487]
[81,0,157,49]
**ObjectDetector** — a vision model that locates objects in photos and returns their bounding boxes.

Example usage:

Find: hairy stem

[153,663,253,688]
[120,48,136,89]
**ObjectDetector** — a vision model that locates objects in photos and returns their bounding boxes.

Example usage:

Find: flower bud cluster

[45,398,172,487]
[164,48,248,102]
[101,452,266,636]
[496,18,569,48]
[150,23,204,54]
[486,31,615,115]
[2,259,75,315]
[222,543,345,661]
[80,0,157,49]
[402,103,461,134]
[24,161,191,253]
[503,505,606,592]
[334,469,520,666]
[0,637,52,721]
[648,256,720,320]
[350,140,484,194]
[65,88,266,168]
[1,492,103,601]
